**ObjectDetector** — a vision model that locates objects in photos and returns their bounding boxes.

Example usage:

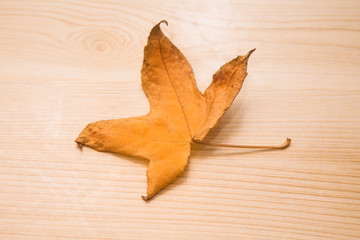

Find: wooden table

[1,1,359,239]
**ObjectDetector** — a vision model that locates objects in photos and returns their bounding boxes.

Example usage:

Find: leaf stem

[192,138,291,149]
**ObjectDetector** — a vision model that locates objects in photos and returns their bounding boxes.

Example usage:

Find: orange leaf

[76,20,255,200]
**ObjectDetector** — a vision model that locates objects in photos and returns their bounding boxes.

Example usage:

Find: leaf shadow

[205,100,245,140]
[191,101,248,156]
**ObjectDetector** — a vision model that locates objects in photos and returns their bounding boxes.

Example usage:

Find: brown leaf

[75,20,254,200]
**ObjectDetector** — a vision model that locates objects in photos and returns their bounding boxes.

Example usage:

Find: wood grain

[1,0,359,239]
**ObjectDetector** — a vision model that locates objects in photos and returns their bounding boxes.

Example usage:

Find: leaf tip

[159,20,168,26]
[245,48,256,59]
[141,195,149,201]
[76,142,83,150]
[149,20,168,40]
[75,138,84,150]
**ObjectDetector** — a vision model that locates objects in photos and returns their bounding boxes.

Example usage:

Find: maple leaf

[76,20,256,200]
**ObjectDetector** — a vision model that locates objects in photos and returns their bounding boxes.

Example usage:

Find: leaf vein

[157,38,193,139]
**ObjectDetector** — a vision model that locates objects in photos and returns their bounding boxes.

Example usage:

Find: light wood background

[1,0,360,239]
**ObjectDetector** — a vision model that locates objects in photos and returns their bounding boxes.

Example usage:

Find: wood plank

[0,0,359,239]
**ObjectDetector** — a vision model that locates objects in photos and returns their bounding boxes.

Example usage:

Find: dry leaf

[76,20,255,200]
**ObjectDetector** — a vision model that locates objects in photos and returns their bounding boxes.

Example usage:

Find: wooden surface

[1,0,360,239]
